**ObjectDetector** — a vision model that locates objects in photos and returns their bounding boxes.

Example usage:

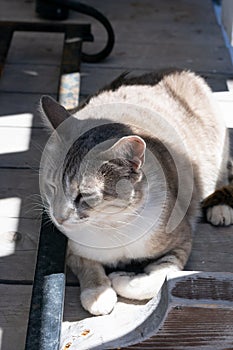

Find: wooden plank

[63,286,90,322]
[123,307,233,349]
[0,168,42,281]
[80,0,232,74]
[0,7,66,350]
[5,32,64,65]
[170,272,233,302]
[0,64,60,94]
[79,1,226,52]
[0,31,64,95]
[2,0,232,74]
[0,284,32,350]
[0,93,56,128]
[0,218,41,281]
[83,20,226,46]
[81,0,219,24]
[186,223,233,272]
[0,169,40,218]
[81,42,232,72]
[0,0,88,25]
[80,67,230,97]
[0,126,49,168]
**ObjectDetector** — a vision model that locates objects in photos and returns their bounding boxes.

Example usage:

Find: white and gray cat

[39,69,233,316]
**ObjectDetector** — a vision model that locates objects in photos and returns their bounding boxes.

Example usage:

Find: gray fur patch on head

[98,158,142,199]
[61,124,146,219]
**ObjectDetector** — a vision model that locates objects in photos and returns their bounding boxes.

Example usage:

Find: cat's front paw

[80,286,117,316]
[109,271,157,300]
[206,204,233,226]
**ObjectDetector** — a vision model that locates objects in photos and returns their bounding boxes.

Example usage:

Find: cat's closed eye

[74,191,102,209]
[74,193,83,205]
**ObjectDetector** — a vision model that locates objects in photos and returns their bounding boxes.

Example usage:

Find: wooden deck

[0,0,233,349]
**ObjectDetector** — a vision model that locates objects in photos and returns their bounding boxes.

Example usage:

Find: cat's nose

[79,212,88,220]
[55,217,66,225]
[53,208,74,225]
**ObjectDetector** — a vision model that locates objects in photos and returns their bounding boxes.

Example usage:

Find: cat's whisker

[24,196,44,206]
[31,211,44,221]
[31,140,45,154]
[24,195,43,205]
[26,193,42,199]
[110,231,132,254]
[124,211,143,217]
[40,152,57,169]
[23,200,43,210]
[42,217,53,228]
[30,142,54,166]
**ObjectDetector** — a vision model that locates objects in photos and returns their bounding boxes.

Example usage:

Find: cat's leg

[202,181,233,226]
[109,246,190,300]
[66,247,117,315]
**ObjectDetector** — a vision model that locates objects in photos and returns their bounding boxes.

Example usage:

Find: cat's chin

[53,218,88,233]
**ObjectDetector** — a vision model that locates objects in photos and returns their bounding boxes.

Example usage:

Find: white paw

[109,271,161,300]
[80,286,117,315]
[207,204,233,226]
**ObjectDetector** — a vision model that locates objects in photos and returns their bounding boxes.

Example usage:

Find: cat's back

[84,70,226,159]
[76,70,228,196]
[85,70,223,135]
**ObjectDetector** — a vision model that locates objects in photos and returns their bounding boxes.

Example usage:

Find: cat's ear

[40,95,70,129]
[110,135,146,170]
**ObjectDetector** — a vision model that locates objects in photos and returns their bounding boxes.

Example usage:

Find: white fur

[80,286,117,315]
[65,164,166,265]
[207,204,233,226]
[109,271,163,300]
[67,201,163,265]
[109,261,179,300]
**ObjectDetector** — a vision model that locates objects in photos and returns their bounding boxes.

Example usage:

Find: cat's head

[39,96,147,234]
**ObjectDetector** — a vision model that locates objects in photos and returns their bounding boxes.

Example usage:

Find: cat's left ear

[110,135,146,170]
[40,95,71,129]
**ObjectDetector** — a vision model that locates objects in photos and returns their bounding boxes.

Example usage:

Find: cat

[39,69,233,316]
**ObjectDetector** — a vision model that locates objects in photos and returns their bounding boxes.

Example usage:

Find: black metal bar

[25,213,67,350]
[36,0,70,21]
[62,37,82,74]
[40,274,66,349]
[0,27,13,76]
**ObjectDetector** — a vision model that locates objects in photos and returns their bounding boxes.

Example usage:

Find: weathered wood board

[80,67,231,98]
[0,284,32,350]
[79,0,233,96]
[0,25,64,350]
